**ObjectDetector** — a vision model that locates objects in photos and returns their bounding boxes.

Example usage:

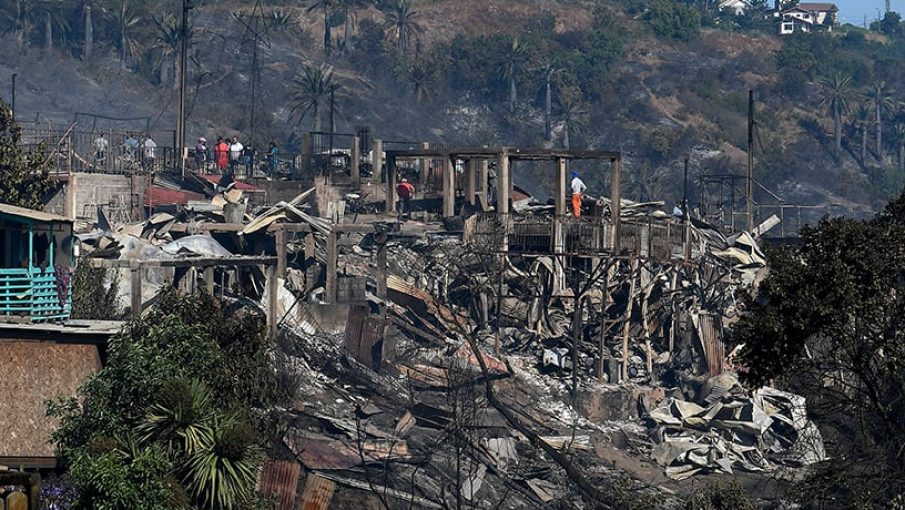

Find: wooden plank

[325,233,337,303]
[621,260,638,382]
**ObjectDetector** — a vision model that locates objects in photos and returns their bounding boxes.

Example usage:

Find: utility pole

[683,157,691,261]
[10,73,16,120]
[236,1,271,155]
[746,90,755,232]
[177,0,194,178]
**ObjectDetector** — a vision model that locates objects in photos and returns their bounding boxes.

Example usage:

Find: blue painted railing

[0,267,72,322]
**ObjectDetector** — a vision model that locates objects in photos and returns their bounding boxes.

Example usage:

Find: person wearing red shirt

[214,136,229,173]
[396,178,415,215]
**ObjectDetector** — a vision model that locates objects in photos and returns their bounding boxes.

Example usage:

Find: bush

[47,290,288,509]
[644,0,702,42]
[71,264,120,320]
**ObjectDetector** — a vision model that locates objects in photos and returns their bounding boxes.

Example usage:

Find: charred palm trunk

[323,4,331,50]
[834,103,842,158]
[877,104,883,161]
[509,76,517,113]
[545,75,552,140]
[862,123,868,162]
[44,12,52,51]
[563,121,571,150]
[84,4,93,60]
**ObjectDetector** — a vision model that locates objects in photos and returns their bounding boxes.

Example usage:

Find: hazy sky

[833,0,894,26]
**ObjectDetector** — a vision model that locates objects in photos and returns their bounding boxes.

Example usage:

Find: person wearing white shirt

[229,136,244,172]
[570,171,587,218]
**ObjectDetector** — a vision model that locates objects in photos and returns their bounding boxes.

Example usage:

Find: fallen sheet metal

[161,235,234,257]
[257,460,301,510]
[648,384,825,479]
[298,473,335,510]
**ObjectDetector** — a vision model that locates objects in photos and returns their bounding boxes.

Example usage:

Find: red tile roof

[144,186,205,207]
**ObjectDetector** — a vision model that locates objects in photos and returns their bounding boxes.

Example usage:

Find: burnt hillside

[1,0,903,220]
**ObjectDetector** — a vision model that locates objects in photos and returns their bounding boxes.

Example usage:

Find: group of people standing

[193,136,280,178]
[92,132,158,170]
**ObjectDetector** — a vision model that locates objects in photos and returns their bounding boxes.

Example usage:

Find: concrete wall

[248,178,314,206]
[46,173,146,222]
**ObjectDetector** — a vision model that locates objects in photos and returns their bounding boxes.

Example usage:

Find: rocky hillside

[2,0,904,219]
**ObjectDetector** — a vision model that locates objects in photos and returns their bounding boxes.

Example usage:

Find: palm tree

[819,72,853,158]
[533,56,562,140]
[854,101,871,162]
[184,412,262,510]
[498,37,528,113]
[868,80,896,160]
[384,0,422,56]
[83,1,94,60]
[27,1,70,51]
[407,58,437,103]
[307,0,333,51]
[105,0,143,68]
[288,64,336,132]
[893,122,905,171]
[336,0,364,51]
[154,14,183,88]
[558,86,588,150]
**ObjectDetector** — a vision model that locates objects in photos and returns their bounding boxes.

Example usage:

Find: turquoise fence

[0,267,72,322]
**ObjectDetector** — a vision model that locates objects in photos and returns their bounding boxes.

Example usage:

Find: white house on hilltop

[718,0,753,16]
[779,3,839,34]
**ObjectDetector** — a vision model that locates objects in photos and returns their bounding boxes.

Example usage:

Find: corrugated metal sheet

[256,460,300,510]
[699,312,725,376]
[344,306,385,371]
[299,474,336,510]
[143,186,205,207]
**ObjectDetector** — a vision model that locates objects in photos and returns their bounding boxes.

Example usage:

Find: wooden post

[598,267,611,383]
[621,259,638,382]
[326,232,338,303]
[376,236,388,304]
[465,159,477,206]
[442,153,455,218]
[420,141,430,184]
[203,266,214,290]
[130,266,142,318]
[479,160,490,211]
[641,280,654,378]
[373,138,383,184]
[385,156,396,214]
[266,264,278,338]
[555,158,567,217]
[497,150,510,214]
[350,135,361,187]
[304,232,316,293]
[301,132,312,173]
[610,157,622,252]
[275,226,287,280]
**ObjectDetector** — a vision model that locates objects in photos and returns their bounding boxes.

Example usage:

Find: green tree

[48,289,285,509]
[733,193,905,506]
[644,0,702,42]
[868,80,896,160]
[383,0,422,56]
[71,265,119,320]
[288,63,336,132]
[407,57,438,103]
[0,98,55,210]
[818,72,853,158]
[104,0,143,68]
[497,36,528,113]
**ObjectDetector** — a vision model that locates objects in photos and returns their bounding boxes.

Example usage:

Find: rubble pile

[74,179,825,506]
